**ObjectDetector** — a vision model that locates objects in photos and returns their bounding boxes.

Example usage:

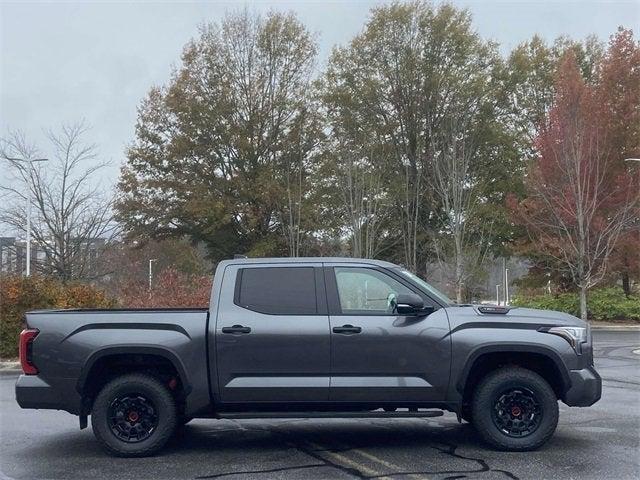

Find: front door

[215,263,330,403]
[326,264,451,402]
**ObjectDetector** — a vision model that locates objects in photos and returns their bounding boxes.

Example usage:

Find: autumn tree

[116,267,212,309]
[512,53,637,320]
[96,237,211,296]
[428,115,494,303]
[598,28,640,295]
[116,10,320,261]
[323,138,392,259]
[502,35,604,158]
[322,1,503,273]
[500,35,609,290]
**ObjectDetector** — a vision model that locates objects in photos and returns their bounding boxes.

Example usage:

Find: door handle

[222,325,252,334]
[332,324,362,335]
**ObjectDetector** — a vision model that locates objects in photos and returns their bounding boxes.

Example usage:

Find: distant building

[0,236,106,277]
[0,237,33,275]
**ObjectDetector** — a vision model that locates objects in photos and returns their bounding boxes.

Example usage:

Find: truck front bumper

[564,365,602,407]
[15,375,81,414]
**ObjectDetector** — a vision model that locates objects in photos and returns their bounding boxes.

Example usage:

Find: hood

[502,307,587,327]
[447,305,587,328]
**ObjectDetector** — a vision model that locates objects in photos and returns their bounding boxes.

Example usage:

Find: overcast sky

[1,0,639,193]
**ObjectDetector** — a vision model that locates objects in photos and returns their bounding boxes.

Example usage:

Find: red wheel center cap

[128,411,139,422]
[511,406,522,417]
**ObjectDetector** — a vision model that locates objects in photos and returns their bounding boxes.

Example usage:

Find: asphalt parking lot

[1,330,638,480]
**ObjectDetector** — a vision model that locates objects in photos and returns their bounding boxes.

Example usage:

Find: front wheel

[472,367,558,451]
[91,373,177,457]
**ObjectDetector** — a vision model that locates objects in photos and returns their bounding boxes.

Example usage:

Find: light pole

[505,268,510,306]
[148,259,158,292]
[1,156,49,276]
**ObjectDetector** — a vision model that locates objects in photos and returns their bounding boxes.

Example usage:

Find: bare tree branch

[0,122,118,281]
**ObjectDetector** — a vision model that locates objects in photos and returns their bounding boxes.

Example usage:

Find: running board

[217,410,444,420]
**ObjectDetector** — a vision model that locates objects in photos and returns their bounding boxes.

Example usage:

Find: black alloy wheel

[108,393,159,443]
[491,387,542,437]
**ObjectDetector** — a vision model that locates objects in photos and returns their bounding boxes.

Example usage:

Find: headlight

[543,326,589,353]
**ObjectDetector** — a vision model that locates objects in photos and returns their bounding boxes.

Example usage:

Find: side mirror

[394,294,433,316]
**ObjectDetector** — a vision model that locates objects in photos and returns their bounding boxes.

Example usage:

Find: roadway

[1,330,638,480]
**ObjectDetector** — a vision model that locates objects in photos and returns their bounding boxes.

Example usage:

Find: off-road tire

[91,373,177,457]
[472,367,558,451]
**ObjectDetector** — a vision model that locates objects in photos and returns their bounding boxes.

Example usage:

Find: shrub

[512,287,640,322]
[116,268,211,308]
[0,275,114,359]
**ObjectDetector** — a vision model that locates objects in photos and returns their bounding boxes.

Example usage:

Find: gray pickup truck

[16,257,601,456]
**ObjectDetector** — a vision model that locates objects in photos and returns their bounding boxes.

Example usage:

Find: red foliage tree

[117,268,212,308]
[599,28,640,162]
[598,28,640,295]
[609,231,640,295]
[511,51,638,320]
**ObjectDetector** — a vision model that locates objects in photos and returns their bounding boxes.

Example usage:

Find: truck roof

[220,257,400,268]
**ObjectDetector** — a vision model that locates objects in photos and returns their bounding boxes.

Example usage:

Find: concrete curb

[0,361,20,376]
[591,325,640,331]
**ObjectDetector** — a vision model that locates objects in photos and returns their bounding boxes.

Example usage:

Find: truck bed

[19,308,211,416]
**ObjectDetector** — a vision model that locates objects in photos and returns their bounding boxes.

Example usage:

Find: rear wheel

[471,367,558,451]
[91,373,177,457]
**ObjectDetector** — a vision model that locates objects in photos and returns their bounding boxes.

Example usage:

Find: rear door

[326,264,451,402]
[215,263,330,403]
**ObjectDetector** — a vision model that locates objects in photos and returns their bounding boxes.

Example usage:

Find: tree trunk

[456,284,463,304]
[579,286,588,321]
[455,240,464,304]
[622,272,631,297]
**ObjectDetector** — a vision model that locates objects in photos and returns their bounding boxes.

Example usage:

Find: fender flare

[455,343,572,395]
[76,345,192,396]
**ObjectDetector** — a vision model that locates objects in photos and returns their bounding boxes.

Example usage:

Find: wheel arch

[457,344,571,404]
[76,346,192,398]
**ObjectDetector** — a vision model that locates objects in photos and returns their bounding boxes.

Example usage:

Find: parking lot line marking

[351,448,430,480]
[306,441,392,479]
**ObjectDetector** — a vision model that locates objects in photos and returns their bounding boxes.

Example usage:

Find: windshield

[396,269,453,306]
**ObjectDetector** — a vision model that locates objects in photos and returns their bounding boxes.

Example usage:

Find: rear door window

[235,267,317,315]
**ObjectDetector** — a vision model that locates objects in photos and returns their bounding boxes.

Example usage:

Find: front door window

[334,267,414,315]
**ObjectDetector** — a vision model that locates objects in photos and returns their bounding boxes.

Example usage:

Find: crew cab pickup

[16,257,601,456]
